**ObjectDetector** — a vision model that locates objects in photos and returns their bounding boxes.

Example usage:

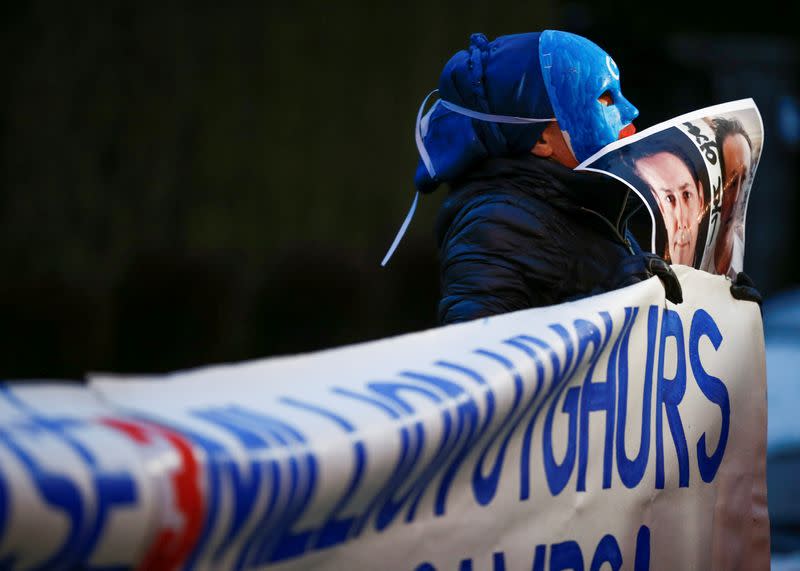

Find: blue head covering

[414,32,555,193]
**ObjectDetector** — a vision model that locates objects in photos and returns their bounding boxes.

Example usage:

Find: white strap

[438,99,554,125]
[380,192,419,267]
[415,90,440,179]
[414,89,555,179]
[381,90,438,268]
[384,92,554,267]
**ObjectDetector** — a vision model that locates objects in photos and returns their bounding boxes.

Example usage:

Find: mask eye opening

[598,91,614,106]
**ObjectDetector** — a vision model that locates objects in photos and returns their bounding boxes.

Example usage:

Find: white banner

[0,267,769,570]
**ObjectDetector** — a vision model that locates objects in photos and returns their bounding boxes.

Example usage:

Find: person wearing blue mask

[382,30,683,324]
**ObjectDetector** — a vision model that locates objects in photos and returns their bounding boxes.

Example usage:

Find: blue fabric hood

[414,32,555,193]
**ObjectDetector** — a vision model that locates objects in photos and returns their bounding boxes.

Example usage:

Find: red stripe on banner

[102,417,204,571]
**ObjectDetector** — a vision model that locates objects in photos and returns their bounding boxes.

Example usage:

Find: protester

[382,30,683,324]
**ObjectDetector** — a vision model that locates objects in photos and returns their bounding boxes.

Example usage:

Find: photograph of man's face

[635,151,705,266]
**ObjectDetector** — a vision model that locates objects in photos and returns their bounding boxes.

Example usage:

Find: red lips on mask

[619,123,637,139]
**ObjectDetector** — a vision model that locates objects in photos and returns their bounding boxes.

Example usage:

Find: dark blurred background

[0,1,797,379]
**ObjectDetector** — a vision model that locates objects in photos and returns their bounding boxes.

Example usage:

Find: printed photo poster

[577,98,764,279]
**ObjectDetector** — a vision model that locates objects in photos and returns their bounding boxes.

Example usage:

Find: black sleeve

[437,197,565,325]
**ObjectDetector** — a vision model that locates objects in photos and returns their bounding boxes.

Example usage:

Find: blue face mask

[539,30,639,163]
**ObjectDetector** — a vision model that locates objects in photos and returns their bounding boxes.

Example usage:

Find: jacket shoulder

[440,188,565,250]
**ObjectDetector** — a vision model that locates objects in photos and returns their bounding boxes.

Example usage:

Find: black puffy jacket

[435,154,654,324]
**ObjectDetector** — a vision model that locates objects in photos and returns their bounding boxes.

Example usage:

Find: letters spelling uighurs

[0,306,730,567]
